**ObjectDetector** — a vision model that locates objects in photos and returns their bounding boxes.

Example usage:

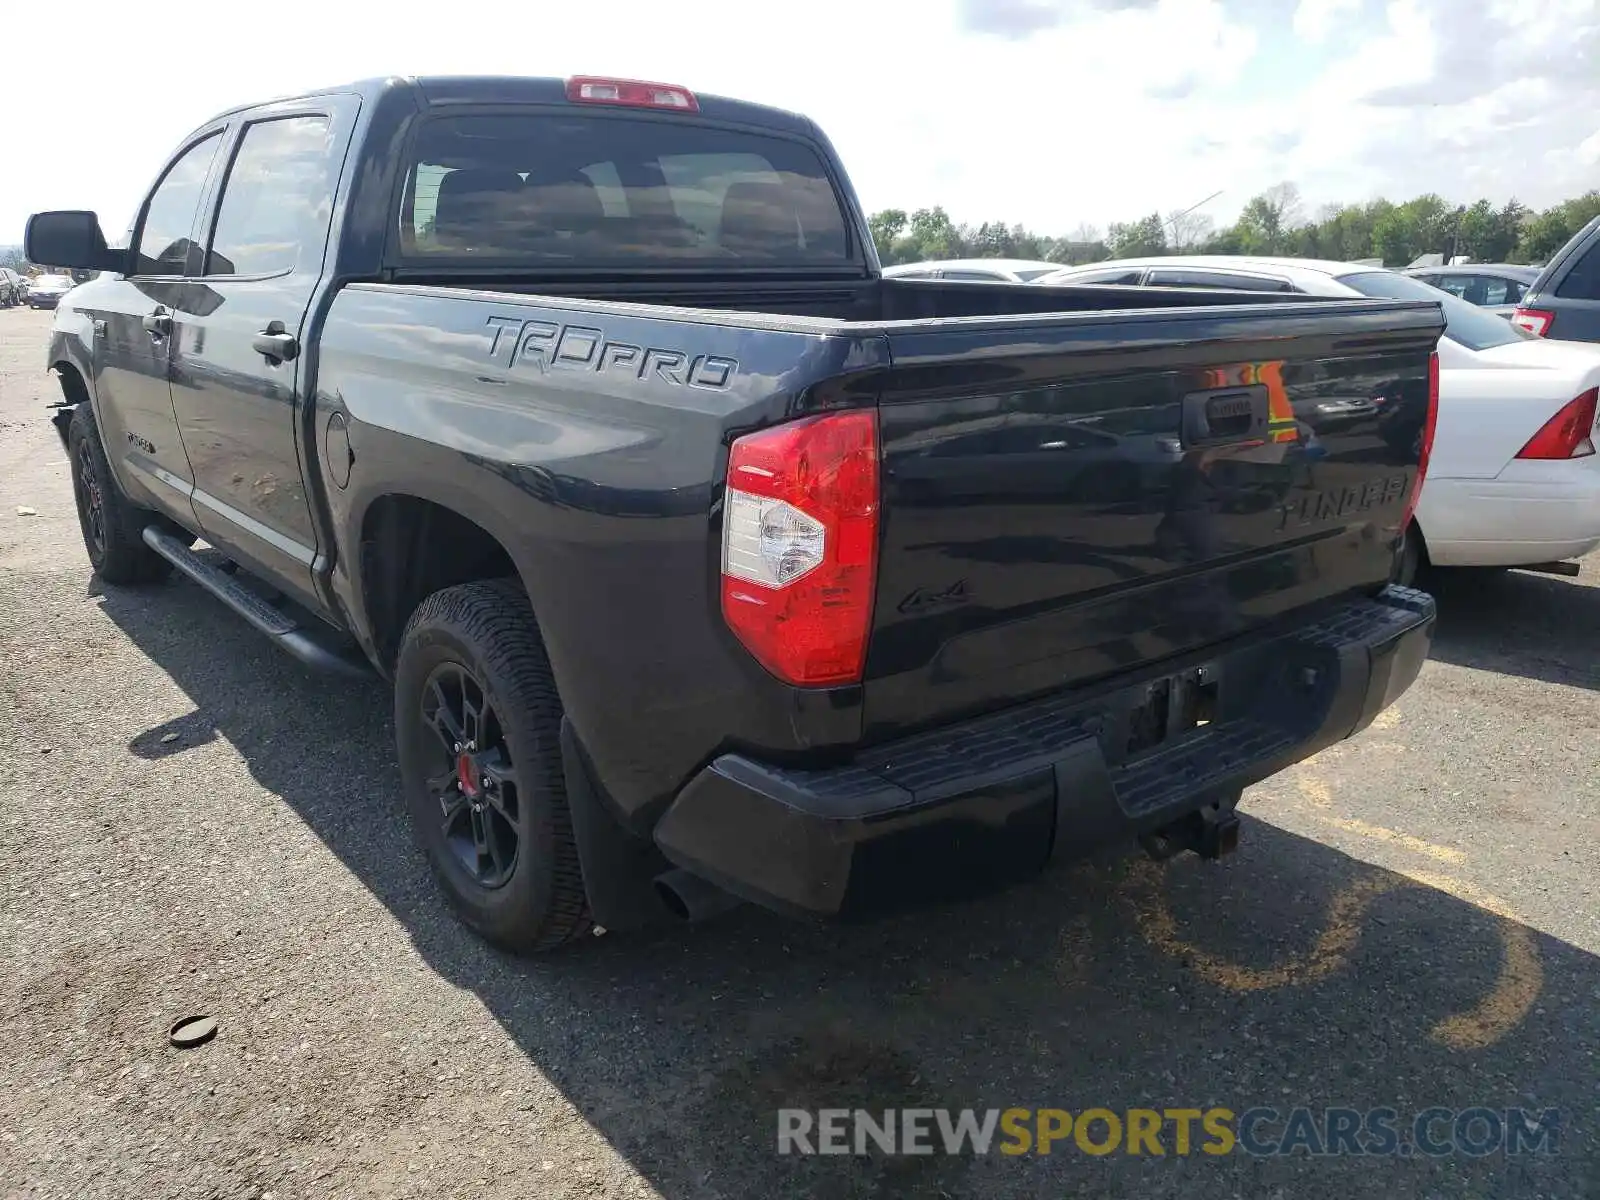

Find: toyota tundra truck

[29,74,1443,954]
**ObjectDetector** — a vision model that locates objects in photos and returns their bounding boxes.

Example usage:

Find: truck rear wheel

[393,579,593,954]
[66,404,172,585]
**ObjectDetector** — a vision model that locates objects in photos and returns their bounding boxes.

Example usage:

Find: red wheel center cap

[457,753,478,797]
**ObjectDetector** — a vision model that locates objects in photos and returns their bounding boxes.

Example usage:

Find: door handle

[142,309,171,338]
[252,321,299,364]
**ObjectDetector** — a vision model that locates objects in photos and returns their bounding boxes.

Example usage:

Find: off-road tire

[66,404,172,584]
[394,578,593,954]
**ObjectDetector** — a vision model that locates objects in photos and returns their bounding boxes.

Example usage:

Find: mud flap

[560,717,674,932]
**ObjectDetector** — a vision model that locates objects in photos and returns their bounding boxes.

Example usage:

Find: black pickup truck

[30,74,1443,954]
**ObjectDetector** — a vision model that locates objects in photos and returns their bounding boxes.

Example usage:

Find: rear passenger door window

[205,115,338,277]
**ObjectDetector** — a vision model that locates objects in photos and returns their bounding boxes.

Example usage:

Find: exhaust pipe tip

[654,867,742,924]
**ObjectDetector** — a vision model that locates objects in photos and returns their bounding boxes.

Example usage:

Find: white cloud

[1,0,1594,249]
[1292,0,1363,44]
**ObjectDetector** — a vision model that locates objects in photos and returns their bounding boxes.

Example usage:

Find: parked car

[884,258,1065,283]
[29,76,1439,954]
[25,273,75,309]
[1404,263,1539,319]
[1036,257,1600,581]
[1513,215,1600,342]
[0,268,24,307]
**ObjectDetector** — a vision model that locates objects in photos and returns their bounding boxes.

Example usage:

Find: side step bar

[141,526,370,678]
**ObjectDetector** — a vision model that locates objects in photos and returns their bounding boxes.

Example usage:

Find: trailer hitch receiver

[1139,802,1241,862]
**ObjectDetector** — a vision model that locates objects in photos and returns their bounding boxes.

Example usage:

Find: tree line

[869,185,1600,269]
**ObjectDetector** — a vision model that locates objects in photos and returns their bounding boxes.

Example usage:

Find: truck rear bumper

[653,585,1435,918]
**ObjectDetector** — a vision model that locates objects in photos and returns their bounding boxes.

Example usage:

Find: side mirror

[24,211,125,273]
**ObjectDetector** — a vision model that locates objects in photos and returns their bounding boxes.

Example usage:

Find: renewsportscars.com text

[777,1106,1560,1158]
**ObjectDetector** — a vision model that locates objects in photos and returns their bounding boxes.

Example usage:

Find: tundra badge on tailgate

[484,315,738,390]
[1277,474,1408,530]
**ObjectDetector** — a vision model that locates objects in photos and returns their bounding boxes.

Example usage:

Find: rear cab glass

[397,112,853,266]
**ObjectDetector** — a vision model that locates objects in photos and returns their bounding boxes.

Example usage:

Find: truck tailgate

[865,299,1443,736]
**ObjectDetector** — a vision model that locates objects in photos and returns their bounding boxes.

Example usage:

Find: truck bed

[375,272,1325,322]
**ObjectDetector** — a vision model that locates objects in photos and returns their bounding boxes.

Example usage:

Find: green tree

[1519,191,1600,263]
[868,209,907,261]
[1494,200,1529,261]
[971,220,1017,257]
[1234,183,1303,255]
[896,206,960,262]
[1309,202,1381,261]
[1520,209,1577,264]
[860,185,1598,274]
[1108,213,1167,257]
[1453,198,1524,262]
[1454,199,1496,261]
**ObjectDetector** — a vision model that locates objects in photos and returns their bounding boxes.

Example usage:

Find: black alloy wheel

[394,578,593,954]
[419,661,522,889]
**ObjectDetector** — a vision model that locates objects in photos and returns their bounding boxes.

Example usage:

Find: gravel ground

[1,304,1596,1199]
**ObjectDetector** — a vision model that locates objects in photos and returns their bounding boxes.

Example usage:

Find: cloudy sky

[4,0,1596,244]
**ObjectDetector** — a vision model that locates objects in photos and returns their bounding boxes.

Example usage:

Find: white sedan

[1034,256,1600,582]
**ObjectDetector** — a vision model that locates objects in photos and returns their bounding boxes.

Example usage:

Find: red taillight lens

[1399,350,1440,536]
[1512,307,1554,337]
[721,411,879,687]
[1516,388,1598,460]
[566,76,699,112]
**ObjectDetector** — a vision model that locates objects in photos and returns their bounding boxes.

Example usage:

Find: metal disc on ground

[168,1015,218,1049]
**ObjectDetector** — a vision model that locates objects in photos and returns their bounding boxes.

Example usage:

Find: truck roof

[191,75,817,139]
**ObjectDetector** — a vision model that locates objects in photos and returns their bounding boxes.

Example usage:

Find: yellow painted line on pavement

[1397,869,1544,1052]
[1129,861,1399,992]
[1289,770,1464,864]
[1129,857,1543,1051]
[1312,815,1467,864]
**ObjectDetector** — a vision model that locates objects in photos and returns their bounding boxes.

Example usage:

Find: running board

[141,526,371,678]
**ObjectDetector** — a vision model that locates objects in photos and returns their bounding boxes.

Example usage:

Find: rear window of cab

[398,113,852,266]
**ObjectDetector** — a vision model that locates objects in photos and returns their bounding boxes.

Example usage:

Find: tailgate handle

[1181,385,1270,448]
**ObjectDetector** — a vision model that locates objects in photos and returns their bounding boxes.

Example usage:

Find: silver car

[1402,264,1540,319]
